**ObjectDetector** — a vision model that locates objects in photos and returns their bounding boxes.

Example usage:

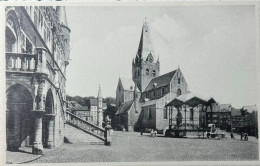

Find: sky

[65,5,258,108]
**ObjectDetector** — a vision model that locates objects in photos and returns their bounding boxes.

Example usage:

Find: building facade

[5,6,70,154]
[206,104,232,130]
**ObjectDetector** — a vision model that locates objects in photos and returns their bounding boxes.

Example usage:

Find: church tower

[132,19,160,92]
[97,84,103,128]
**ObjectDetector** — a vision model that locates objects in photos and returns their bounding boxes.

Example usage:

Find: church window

[153,70,156,76]
[177,89,181,97]
[146,69,149,75]
[163,108,168,119]
[178,78,181,84]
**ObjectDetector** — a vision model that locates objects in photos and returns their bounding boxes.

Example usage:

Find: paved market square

[30,131,258,163]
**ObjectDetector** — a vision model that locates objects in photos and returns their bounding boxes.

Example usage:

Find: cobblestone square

[31,131,259,163]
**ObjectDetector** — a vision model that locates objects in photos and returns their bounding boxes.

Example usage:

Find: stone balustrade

[6,53,38,72]
[66,111,107,142]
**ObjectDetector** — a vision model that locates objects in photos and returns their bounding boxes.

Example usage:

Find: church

[115,20,190,133]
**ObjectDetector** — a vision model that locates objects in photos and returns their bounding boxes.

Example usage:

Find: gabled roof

[75,106,89,111]
[207,103,231,112]
[144,70,177,91]
[119,77,140,92]
[116,100,134,115]
[90,99,98,106]
[231,107,242,116]
[242,105,258,113]
[219,104,232,112]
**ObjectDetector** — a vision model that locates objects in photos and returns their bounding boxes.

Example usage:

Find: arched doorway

[42,89,54,148]
[7,84,34,151]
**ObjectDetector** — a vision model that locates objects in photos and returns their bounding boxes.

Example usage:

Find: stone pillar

[32,111,45,155]
[45,114,55,149]
[32,76,46,155]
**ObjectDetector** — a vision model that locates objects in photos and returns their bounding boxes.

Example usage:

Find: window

[153,70,156,76]
[153,90,156,97]
[178,78,181,84]
[163,108,167,119]
[177,89,181,97]
[148,108,152,120]
[146,69,149,75]
[213,114,218,118]
[138,70,140,76]
[162,88,165,95]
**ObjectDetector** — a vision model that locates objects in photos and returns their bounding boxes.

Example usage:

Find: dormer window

[146,69,149,75]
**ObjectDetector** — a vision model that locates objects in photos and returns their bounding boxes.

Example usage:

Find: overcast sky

[65,5,257,108]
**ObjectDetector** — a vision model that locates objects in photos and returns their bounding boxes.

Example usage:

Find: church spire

[97,84,102,99]
[135,18,155,62]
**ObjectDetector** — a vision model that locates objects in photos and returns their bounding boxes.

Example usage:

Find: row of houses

[66,86,107,126]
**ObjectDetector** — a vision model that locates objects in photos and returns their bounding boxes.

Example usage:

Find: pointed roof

[56,6,68,27]
[136,20,155,62]
[116,100,134,115]
[119,77,140,92]
[144,70,177,92]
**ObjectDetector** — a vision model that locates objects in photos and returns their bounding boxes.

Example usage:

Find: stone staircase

[65,111,110,145]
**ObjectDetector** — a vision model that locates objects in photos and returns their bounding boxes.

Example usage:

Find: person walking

[244,132,248,141]
[241,132,244,140]
[231,132,234,139]
[140,128,143,136]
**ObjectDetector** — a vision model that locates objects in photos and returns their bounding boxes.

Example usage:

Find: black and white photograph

[1,0,259,165]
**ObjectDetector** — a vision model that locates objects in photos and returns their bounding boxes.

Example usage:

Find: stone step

[64,124,104,144]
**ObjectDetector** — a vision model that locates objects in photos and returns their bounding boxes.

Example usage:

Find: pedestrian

[140,128,143,136]
[207,131,210,138]
[154,129,157,137]
[241,132,244,140]
[123,127,125,132]
[244,132,248,141]
[231,132,234,139]
[150,129,155,138]
[244,132,246,141]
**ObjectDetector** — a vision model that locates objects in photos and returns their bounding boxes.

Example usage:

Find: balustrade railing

[6,52,38,72]
[66,111,106,141]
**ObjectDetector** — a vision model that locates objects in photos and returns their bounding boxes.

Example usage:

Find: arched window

[153,70,156,76]
[177,89,181,97]
[146,69,149,75]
